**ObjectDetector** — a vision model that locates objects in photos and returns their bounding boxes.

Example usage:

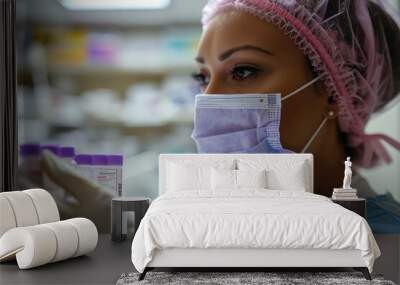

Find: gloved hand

[40,150,112,233]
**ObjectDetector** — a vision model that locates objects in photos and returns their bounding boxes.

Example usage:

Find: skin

[194,10,348,196]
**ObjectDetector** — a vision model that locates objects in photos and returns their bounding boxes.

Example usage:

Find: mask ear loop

[301,109,337,153]
[281,75,322,101]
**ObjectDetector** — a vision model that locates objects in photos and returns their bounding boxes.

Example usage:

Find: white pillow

[211,169,267,190]
[167,163,210,191]
[236,169,267,188]
[238,159,309,191]
[166,160,236,192]
[211,168,236,190]
[267,167,307,191]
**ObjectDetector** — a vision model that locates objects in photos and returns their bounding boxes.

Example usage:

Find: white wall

[359,103,400,202]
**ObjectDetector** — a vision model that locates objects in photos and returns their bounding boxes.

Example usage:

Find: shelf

[46,62,196,76]
[37,112,193,134]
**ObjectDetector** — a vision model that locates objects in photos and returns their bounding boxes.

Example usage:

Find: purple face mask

[191,77,324,154]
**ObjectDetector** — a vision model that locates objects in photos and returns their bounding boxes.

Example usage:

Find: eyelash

[230,65,261,81]
[191,72,209,87]
[192,65,261,88]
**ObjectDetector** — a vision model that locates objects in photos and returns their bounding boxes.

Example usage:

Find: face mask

[191,76,328,153]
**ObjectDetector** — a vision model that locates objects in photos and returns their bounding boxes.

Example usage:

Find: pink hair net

[202,0,400,168]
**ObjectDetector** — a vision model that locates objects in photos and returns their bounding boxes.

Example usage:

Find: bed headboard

[159,153,313,195]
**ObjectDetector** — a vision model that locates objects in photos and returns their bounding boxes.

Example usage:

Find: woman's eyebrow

[195,45,273,64]
[218,45,274,61]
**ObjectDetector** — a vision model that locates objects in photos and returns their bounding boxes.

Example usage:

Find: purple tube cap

[20,143,41,156]
[74,154,92,165]
[40,144,60,155]
[58,146,75,158]
[106,155,123,166]
[91,154,107,166]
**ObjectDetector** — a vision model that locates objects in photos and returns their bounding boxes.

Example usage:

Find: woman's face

[194,10,333,153]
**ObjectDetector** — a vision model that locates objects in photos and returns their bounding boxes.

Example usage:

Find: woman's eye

[231,66,260,81]
[191,72,209,87]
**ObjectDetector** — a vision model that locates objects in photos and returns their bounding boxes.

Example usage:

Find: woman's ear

[326,95,339,120]
[312,77,339,111]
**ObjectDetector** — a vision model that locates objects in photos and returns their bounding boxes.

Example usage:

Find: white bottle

[40,144,63,200]
[106,155,123,197]
[74,154,94,181]
[57,146,76,201]
[91,154,110,193]
[58,146,76,167]
[19,143,42,185]
[91,154,123,197]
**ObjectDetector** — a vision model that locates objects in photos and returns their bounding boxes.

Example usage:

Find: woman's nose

[204,79,226,94]
[204,80,218,94]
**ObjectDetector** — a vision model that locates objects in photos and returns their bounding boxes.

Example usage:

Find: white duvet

[131,189,380,273]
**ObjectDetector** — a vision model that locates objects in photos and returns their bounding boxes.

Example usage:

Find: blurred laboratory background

[16,0,399,206]
[16,0,207,201]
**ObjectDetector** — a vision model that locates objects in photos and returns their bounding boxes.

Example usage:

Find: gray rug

[116,272,396,285]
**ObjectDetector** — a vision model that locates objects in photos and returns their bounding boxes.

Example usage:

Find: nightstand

[111,197,150,242]
[331,198,366,218]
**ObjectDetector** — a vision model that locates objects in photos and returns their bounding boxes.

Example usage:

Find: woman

[191,0,400,203]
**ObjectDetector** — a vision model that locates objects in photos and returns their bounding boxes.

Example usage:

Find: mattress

[131,189,380,273]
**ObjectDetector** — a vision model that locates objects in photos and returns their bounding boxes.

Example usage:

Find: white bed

[131,154,380,280]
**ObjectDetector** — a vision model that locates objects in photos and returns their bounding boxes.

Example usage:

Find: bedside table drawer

[331,199,366,218]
